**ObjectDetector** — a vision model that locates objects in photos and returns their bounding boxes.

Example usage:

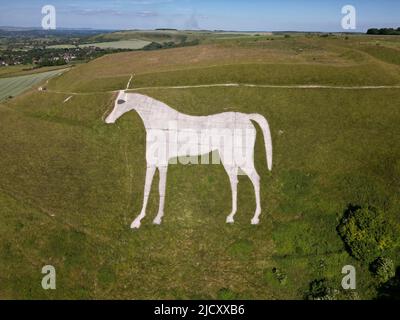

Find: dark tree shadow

[376,267,400,300]
[336,203,362,257]
[341,204,362,220]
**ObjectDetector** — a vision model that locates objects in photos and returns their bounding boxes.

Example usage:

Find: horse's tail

[248,113,273,171]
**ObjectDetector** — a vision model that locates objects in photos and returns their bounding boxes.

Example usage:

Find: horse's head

[105,90,130,124]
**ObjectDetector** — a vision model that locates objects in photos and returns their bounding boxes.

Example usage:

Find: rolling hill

[0,34,399,299]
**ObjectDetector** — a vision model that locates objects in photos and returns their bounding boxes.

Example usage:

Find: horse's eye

[117,99,126,105]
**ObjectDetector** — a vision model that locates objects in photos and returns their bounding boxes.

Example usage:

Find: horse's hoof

[131,220,141,229]
[153,218,162,225]
[226,217,235,224]
[251,218,260,225]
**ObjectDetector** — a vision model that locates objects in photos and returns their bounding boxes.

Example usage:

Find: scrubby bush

[370,257,395,283]
[337,205,398,262]
[306,278,362,300]
[377,268,400,300]
[272,267,287,285]
[306,279,337,300]
[143,42,163,51]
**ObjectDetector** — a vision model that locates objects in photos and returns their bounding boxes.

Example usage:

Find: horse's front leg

[224,166,238,224]
[153,166,168,225]
[131,165,156,229]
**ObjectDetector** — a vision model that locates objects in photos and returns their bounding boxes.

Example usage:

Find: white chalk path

[128,83,400,91]
[41,83,400,97]
[63,96,73,103]
[126,74,134,90]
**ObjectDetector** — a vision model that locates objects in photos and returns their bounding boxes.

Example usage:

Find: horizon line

[0,26,369,34]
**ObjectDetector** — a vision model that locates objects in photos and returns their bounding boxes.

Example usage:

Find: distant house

[62,53,77,62]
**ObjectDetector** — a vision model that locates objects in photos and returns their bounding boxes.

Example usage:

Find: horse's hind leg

[131,165,156,229]
[153,166,168,225]
[241,162,261,225]
[224,166,239,224]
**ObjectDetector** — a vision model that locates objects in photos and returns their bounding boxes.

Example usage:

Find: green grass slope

[0,35,399,299]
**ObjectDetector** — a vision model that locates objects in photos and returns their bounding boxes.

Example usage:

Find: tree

[306,279,337,300]
[367,28,379,35]
[366,27,400,35]
[370,257,396,283]
[377,267,400,300]
[337,205,398,262]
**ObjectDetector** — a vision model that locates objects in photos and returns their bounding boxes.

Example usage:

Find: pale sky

[0,0,399,32]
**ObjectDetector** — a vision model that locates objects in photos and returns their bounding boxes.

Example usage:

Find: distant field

[48,39,151,50]
[0,65,69,78]
[90,30,198,44]
[81,39,151,49]
[88,30,266,45]
[46,44,77,49]
[0,69,67,101]
[0,65,28,77]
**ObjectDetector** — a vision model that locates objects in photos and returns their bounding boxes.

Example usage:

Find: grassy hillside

[47,36,400,93]
[48,40,151,50]
[0,34,399,299]
[87,30,255,45]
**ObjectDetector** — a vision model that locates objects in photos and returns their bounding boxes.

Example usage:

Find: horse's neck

[132,100,179,128]
[132,106,150,124]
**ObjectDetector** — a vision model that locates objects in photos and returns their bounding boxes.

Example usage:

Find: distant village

[0,46,109,68]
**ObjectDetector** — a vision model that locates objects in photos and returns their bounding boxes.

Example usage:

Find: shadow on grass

[376,267,400,300]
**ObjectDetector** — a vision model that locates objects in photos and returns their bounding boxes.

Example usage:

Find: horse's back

[206,112,254,130]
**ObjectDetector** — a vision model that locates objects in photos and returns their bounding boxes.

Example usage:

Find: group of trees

[306,205,399,300]
[143,39,200,51]
[367,28,400,35]
[337,205,398,264]
[337,205,399,299]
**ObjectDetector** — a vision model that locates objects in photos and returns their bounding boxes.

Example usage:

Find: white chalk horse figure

[105,91,273,229]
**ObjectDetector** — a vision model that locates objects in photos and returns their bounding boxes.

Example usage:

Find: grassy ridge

[0,35,399,299]
[87,30,252,45]
[359,46,400,66]
[48,40,151,50]
[47,37,400,93]
[131,63,400,88]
